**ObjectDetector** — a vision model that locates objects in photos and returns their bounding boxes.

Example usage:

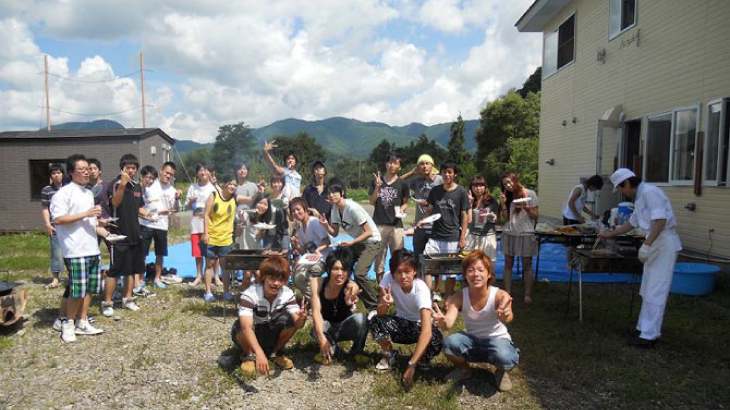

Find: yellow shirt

[207,192,236,247]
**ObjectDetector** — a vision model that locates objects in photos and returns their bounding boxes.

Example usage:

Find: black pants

[369,315,443,363]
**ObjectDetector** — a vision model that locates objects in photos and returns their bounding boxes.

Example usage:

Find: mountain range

[49,117,480,159]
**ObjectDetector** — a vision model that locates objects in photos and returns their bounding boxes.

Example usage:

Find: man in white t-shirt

[140,162,182,288]
[50,154,110,342]
[234,162,260,249]
[369,249,443,390]
[318,179,382,314]
[263,140,302,201]
[185,163,218,286]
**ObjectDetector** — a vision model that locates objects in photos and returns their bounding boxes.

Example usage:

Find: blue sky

[0,0,541,142]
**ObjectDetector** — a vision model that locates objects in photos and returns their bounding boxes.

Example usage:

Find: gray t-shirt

[409,175,443,225]
[330,199,381,243]
[236,181,258,212]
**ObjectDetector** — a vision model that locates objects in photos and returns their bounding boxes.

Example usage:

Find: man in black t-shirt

[417,162,470,300]
[369,154,410,284]
[102,154,153,317]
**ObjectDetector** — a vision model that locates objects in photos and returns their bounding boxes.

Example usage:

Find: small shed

[0,128,175,232]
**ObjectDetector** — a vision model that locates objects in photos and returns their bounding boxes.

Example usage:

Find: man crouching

[231,256,307,375]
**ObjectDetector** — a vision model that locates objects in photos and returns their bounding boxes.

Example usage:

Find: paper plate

[106,234,127,242]
[298,254,321,266]
[253,223,276,230]
[420,214,441,224]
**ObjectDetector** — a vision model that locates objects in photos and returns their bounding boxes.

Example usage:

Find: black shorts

[140,226,168,257]
[108,242,145,277]
[230,313,294,356]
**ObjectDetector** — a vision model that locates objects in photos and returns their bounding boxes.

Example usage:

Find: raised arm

[263,140,285,175]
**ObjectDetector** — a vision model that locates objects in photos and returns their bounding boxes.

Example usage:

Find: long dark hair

[500,172,525,216]
[252,194,272,223]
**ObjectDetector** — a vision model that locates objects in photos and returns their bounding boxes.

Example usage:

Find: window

[609,0,637,39]
[706,99,730,186]
[670,107,698,183]
[543,14,575,78]
[644,113,671,183]
[29,159,66,200]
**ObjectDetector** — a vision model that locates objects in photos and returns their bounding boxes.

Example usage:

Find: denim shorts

[203,244,232,260]
[50,234,64,273]
[443,331,520,371]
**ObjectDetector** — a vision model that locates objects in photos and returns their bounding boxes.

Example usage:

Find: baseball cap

[610,168,636,193]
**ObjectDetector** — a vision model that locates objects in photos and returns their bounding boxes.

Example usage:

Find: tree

[180,147,212,182]
[447,114,471,166]
[266,132,327,180]
[403,134,448,169]
[475,90,540,185]
[368,139,396,170]
[506,137,539,188]
[210,122,256,178]
[517,67,542,98]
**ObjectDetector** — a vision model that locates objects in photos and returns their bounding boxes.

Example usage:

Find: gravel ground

[0,281,541,410]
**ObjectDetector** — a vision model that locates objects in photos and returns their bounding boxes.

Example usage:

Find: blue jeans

[310,313,368,355]
[443,332,520,371]
[50,234,64,273]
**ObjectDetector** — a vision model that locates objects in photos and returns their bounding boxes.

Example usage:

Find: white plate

[239,209,258,214]
[394,210,406,219]
[298,254,321,266]
[106,234,127,242]
[420,214,441,224]
[99,217,119,223]
[253,223,277,230]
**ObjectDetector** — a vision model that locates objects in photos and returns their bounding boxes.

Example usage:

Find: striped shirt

[238,283,299,325]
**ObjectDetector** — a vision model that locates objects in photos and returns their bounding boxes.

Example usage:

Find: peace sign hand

[382,284,394,306]
[295,298,308,327]
[431,302,446,327]
[345,286,362,307]
[373,171,382,189]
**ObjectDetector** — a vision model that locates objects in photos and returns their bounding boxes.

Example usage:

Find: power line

[40,104,152,117]
[37,69,154,84]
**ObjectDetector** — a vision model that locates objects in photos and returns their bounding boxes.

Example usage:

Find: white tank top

[462,286,511,341]
[562,184,585,220]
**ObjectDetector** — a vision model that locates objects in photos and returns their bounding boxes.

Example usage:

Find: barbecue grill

[567,248,642,322]
[423,253,463,276]
[222,249,287,271]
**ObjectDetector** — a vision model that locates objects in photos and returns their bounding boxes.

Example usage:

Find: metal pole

[44,55,50,131]
[140,51,146,128]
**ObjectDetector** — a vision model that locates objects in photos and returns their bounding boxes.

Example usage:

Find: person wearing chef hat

[598,168,682,348]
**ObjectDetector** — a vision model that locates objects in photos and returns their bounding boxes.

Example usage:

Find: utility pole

[140,51,146,128]
[44,55,50,131]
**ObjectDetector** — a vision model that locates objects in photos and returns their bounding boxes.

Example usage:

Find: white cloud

[0,1,542,143]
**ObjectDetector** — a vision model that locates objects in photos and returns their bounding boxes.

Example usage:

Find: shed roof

[0,128,174,144]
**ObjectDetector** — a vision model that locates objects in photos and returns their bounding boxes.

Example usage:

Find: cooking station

[422,253,464,277]
[567,248,643,322]
[222,249,288,271]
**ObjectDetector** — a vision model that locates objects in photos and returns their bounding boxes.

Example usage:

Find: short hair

[440,161,459,175]
[389,248,418,274]
[289,197,308,212]
[48,163,64,177]
[387,154,401,164]
[329,178,346,197]
[625,176,642,188]
[461,250,496,287]
[66,154,87,174]
[162,161,176,171]
[259,256,290,283]
[270,174,286,187]
[585,175,604,190]
[325,247,355,274]
[285,151,297,162]
[140,165,158,179]
[312,161,326,173]
[236,162,250,172]
[195,163,208,174]
[87,158,102,170]
[119,154,140,170]
[218,173,236,184]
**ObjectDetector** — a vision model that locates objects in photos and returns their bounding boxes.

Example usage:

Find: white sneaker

[161,274,183,284]
[203,292,215,303]
[141,287,156,298]
[53,318,64,332]
[60,320,76,343]
[75,319,104,335]
[122,297,141,311]
[101,301,114,317]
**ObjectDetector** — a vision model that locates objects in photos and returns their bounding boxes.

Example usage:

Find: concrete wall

[536,0,730,257]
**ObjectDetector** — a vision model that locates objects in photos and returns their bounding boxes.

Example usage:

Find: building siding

[0,131,173,231]
[537,0,730,257]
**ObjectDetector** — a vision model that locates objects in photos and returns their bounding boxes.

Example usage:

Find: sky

[0,0,541,143]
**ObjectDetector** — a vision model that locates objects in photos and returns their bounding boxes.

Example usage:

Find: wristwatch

[407,360,416,368]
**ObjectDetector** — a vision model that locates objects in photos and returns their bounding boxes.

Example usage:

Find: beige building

[516,0,730,258]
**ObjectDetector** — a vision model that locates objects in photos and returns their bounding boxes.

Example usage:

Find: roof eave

[515,0,573,32]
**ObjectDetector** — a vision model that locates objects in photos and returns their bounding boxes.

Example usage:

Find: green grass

[0,232,49,271]
[0,337,13,352]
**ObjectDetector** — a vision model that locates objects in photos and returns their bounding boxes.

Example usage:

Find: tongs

[592,237,601,250]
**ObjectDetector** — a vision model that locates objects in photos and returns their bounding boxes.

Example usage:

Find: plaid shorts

[64,255,101,298]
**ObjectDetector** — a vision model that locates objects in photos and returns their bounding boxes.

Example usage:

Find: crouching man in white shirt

[50,154,115,342]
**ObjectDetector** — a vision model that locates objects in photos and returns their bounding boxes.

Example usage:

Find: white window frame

[703,99,725,186]
[609,0,638,40]
[643,111,672,186]
[668,104,701,186]
[542,12,576,79]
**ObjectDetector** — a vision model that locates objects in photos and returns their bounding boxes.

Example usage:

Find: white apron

[637,228,681,339]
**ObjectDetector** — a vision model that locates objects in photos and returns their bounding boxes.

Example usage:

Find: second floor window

[609,0,637,39]
[543,14,575,78]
